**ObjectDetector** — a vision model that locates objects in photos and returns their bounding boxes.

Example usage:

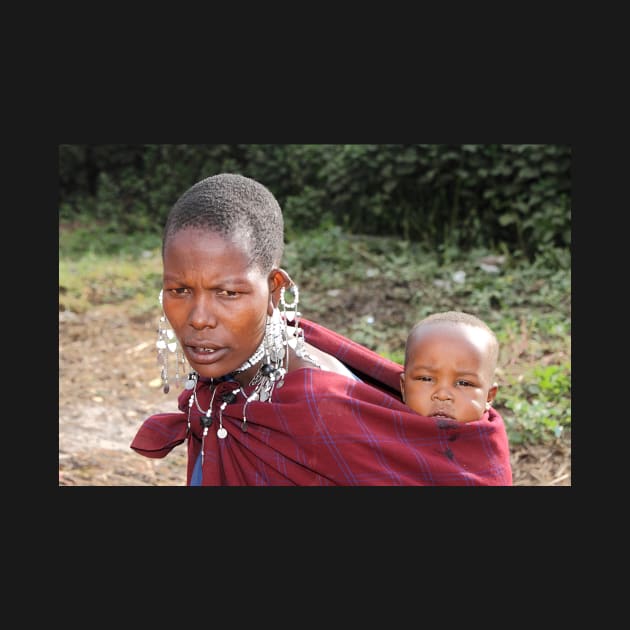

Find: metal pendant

[217,427,228,439]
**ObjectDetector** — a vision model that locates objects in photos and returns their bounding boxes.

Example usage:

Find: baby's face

[400,323,497,423]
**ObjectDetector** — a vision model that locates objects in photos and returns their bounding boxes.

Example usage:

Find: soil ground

[58,303,571,486]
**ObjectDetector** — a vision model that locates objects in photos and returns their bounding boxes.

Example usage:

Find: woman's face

[162,227,271,380]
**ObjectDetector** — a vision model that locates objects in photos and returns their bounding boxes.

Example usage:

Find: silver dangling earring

[280,283,319,366]
[280,283,300,323]
[485,401,492,411]
[265,305,288,367]
[156,289,188,394]
[245,306,288,409]
[280,283,304,356]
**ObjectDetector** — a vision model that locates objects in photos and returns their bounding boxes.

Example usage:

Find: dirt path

[58,305,570,486]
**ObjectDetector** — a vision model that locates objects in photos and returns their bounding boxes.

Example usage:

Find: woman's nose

[188,294,218,329]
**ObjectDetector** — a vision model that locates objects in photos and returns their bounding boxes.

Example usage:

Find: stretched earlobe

[268,268,292,313]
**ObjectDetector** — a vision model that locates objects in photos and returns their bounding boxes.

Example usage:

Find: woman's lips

[185,345,229,365]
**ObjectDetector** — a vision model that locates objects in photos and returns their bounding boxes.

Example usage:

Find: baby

[400,311,499,423]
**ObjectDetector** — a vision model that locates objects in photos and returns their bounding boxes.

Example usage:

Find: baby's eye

[414,375,433,382]
[456,379,474,387]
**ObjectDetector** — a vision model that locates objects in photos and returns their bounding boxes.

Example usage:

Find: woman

[131,173,512,485]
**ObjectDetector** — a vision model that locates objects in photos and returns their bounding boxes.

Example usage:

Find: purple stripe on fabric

[474,422,507,482]
[345,382,403,484]
[392,408,437,485]
[302,368,360,485]
[143,416,183,441]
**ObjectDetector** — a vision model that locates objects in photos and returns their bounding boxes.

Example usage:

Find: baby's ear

[487,383,498,404]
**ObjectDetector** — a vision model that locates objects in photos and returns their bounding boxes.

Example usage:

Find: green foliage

[60,221,162,258]
[59,244,163,315]
[59,144,571,262]
[498,362,571,445]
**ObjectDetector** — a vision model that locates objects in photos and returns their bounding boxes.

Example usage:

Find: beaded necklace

[183,318,319,465]
[183,338,287,463]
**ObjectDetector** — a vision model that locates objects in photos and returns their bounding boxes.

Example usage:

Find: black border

[53,107,574,562]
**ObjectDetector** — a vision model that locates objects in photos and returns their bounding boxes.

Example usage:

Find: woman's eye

[167,288,189,295]
[217,289,238,297]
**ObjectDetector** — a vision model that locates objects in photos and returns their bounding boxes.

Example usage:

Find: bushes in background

[59,144,570,261]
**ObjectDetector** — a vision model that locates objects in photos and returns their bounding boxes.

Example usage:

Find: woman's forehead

[166,226,250,257]
[163,227,262,276]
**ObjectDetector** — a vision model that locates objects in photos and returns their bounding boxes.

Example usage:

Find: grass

[59,251,163,319]
[59,222,571,446]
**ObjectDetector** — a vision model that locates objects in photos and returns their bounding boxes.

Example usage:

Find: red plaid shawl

[131,318,512,485]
